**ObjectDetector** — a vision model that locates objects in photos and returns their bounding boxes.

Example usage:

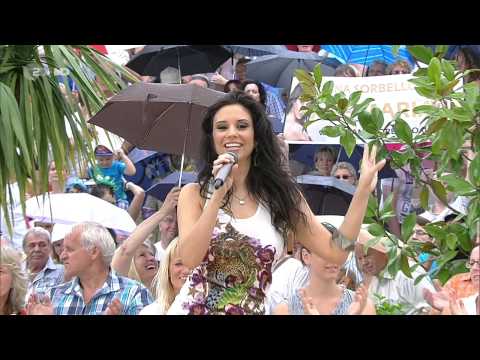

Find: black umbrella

[246,50,341,93]
[126,45,231,77]
[223,45,287,57]
[296,175,354,216]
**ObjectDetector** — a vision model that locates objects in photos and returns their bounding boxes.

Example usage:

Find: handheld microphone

[214,152,238,189]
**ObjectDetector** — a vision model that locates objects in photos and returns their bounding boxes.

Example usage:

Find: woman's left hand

[357,144,386,193]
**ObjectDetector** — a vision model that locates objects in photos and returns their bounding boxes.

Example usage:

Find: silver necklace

[232,193,248,205]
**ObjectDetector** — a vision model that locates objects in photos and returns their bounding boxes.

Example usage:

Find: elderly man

[355,230,435,314]
[23,227,65,298]
[424,245,479,314]
[27,222,153,315]
[188,74,209,88]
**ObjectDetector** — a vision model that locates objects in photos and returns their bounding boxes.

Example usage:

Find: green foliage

[299,44,479,283]
[374,294,407,315]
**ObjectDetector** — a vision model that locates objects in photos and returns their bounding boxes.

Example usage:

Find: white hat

[51,223,73,243]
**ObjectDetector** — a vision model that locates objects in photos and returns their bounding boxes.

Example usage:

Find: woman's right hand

[211,153,238,200]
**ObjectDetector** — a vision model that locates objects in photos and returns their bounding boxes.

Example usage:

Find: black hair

[241,79,267,107]
[457,46,480,83]
[224,79,242,93]
[90,184,114,199]
[286,83,303,114]
[198,91,308,244]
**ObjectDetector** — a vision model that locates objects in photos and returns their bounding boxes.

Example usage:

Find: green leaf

[441,59,455,81]
[358,111,377,134]
[401,213,417,241]
[427,57,442,88]
[446,233,458,251]
[426,117,447,135]
[340,131,356,157]
[382,192,394,215]
[420,185,429,210]
[391,45,401,56]
[368,223,385,237]
[407,45,433,64]
[313,63,323,87]
[415,86,437,99]
[322,80,334,96]
[430,180,448,204]
[469,153,480,187]
[337,98,348,113]
[294,68,315,87]
[414,273,429,286]
[351,98,375,118]
[413,105,438,115]
[400,252,413,278]
[440,174,475,196]
[363,236,383,254]
[371,107,385,132]
[349,90,362,107]
[320,126,343,138]
[393,117,413,144]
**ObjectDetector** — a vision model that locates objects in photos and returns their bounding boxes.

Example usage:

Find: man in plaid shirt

[27,222,153,315]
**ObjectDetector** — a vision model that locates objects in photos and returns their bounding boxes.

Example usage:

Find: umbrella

[296,175,354,216]
[127,148,158,164]
[223,45,287,57]
[18,193,137,234]
[321,45,415,67]
[146,171,197,201]
[246,50,339,93]
[290,144,397,179]
[89,83,225,157]
[126,45,231,77]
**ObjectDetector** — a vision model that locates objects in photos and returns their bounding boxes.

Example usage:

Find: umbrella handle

[178,153,185,187]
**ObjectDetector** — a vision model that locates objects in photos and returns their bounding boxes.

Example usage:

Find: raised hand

[104,298,123,315]
[347,282,369,315]
[26,293,54,315]
[299,288,319,315]
[163,186,181,214]
[423,279,449,311]
[447,288,468,315]
[357,144,386,193]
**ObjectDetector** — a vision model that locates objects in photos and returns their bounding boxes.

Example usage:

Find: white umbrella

[18,193,136,234]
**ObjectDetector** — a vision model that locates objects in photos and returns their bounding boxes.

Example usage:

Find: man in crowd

[23,227,65,299]
[27,222,153,315]
[355,230,436,314]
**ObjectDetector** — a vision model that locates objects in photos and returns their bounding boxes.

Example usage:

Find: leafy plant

[296,45,479,283]
[373,294,407,315]
[0,45,139,234]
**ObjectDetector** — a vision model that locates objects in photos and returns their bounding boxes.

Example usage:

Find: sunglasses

[335,175,351,180]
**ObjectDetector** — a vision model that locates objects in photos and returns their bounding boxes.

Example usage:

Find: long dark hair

[198,91,307,243]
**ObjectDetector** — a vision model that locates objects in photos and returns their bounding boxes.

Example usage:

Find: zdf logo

[23,64,70,80]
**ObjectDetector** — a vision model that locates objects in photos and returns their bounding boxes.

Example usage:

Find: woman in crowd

[0,246,28,315]
[272,243,375,315]
[140,237,190,315]
[331,161,358,186]
[111,187,180,294]
[167,91,385,314]
[308,147,337,176]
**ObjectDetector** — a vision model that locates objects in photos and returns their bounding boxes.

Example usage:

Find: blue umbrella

[321,45,415,67]
[145,171,197,201]
[127,148,158,164]
[290,144,397,179]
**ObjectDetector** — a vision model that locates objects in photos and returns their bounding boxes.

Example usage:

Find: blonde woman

[111,187,180,294]
[0,246,28,315]
[140,238,190,315]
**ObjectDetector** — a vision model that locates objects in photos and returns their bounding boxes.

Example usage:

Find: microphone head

[225,151,239,164]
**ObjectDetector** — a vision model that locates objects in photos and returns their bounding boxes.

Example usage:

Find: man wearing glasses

[424,244,479,314]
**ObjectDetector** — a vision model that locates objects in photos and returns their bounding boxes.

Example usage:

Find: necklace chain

[232,192,248,205]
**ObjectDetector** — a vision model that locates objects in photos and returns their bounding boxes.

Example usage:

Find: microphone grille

[226,151,239,163]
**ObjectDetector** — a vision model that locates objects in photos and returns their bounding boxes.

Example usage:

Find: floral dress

[168,202,284,315]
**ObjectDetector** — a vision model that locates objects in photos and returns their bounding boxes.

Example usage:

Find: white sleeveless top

[167,202,284,315]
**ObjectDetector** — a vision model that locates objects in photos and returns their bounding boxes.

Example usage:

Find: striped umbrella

[321,45,415,66]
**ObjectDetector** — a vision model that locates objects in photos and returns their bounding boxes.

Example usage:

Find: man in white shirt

[355,230,435,315]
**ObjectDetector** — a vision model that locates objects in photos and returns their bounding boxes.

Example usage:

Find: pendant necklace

[232,193,248,206]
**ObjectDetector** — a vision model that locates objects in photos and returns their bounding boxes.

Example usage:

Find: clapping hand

[26,293,54,315]
[357,145,386,193]
[299,288,320,315]
[347,281,370,315]
[104,298,123,315]
[423,279,449,311]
